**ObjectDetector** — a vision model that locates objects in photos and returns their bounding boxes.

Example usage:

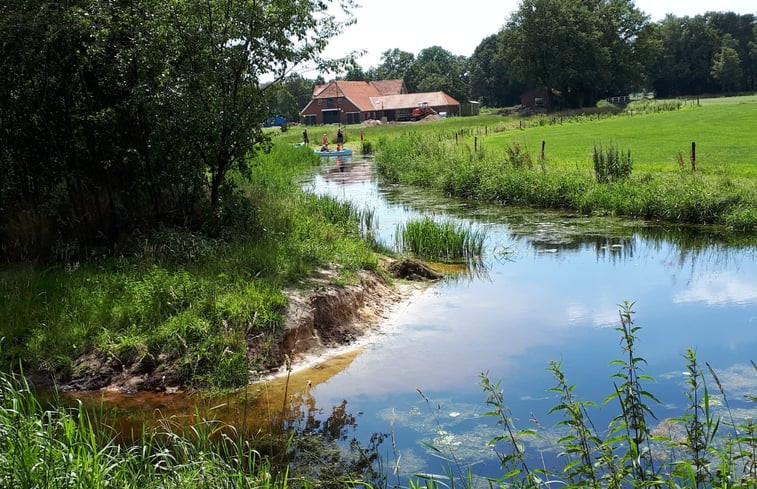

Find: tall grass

[395,217,486,262]
[0,370,285,489]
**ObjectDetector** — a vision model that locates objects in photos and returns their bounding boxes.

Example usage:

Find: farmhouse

[300,79,460,125]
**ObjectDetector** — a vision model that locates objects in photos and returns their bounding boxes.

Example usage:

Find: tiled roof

[303,80,458,116]
[370,92,460,111]
[310,79,405,112]
[371,79,406,95]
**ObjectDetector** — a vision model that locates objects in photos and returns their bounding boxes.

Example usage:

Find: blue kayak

[314,148,352,156]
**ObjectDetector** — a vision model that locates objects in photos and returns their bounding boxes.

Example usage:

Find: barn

[300,79,460,125]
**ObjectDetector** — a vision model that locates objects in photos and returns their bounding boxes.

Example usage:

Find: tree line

[268,4,755,115]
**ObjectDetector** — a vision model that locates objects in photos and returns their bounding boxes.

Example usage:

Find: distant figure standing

[336,127,344,146]
[321,133,329,151]
[302,127,309,145]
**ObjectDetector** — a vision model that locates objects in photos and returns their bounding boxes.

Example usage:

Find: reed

[395,217,486,262]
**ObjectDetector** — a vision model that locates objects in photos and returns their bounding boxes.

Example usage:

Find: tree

[469,33,525,107]
[503,0,649,107]
[343,63,368,80]
[160,0,357,209]
[705,12,756,91]
[373,48,415,80]
[0,0,355,259]
[711,34,743,92]
[646,15,721,97]
[407,46,469,102]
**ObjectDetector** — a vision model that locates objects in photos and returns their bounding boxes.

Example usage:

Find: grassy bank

[0,144,380,388]
[371,97,757,231]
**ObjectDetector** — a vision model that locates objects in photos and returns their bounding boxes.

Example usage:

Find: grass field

[484,99,757,178]
[280,95,756,178]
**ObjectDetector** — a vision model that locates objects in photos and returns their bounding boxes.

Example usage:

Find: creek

[67,156,757,480]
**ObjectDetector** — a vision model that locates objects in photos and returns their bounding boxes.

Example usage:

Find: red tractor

[411,102,437,121]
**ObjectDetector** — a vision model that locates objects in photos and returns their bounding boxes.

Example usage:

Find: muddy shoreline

[49,259,440,393]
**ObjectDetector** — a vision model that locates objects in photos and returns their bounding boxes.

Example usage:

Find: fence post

[541,140,545,161]
[690,142,696,171]
[475,136,478,152]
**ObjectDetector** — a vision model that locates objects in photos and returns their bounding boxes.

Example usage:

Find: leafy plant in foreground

[604,301,660,483]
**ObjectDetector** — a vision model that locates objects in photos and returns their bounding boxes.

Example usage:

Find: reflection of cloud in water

[673,272,757,305]
[566,304,619,328]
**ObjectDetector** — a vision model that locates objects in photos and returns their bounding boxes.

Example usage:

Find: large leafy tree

[645,15,721,96]
[711,34,743,92]
[503,0,650,107]
[371,48,416,81]
[406,46,469,102]
[469,33,525,107]
[0,0,354,259]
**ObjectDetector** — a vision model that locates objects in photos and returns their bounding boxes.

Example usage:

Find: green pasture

[282,95,756,180]
[276,95,757,178]
[484,99,757,178]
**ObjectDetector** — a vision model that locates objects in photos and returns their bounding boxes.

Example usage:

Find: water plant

[395,217,486,262]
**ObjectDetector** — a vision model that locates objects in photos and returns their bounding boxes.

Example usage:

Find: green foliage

[0,370,286,488]
[373,101,757,230]
[0,0,355,260]
[592,143,633,183]
[458,304,757,488]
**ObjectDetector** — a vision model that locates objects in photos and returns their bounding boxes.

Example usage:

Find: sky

[319,0,757,73]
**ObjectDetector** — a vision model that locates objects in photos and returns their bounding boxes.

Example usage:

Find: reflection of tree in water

[266,393,388,488]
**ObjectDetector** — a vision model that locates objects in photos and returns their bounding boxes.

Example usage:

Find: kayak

[314,148,352,156]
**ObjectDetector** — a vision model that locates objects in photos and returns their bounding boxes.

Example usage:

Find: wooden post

[455,133,458,145]
[690,142,696,171]
[519,120,523,130]
[475,136,478,152]
[541,140,545,160]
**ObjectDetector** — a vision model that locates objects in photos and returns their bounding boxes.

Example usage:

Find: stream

[67,155,757,480]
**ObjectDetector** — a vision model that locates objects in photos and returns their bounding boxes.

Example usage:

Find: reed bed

[395,217,486,261]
